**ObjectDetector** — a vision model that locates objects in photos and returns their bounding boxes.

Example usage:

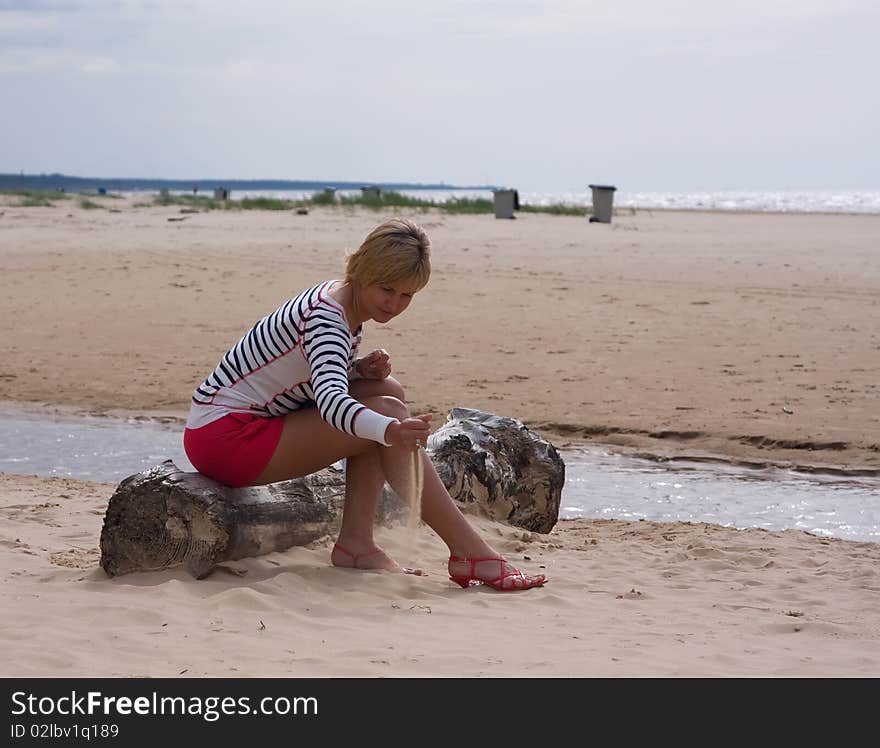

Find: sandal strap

[448,555,509,584]
[334,543,385,567]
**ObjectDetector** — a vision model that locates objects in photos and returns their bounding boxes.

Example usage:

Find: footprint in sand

[49,548,100,569]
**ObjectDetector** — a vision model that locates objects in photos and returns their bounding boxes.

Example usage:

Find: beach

[1,196,879,677]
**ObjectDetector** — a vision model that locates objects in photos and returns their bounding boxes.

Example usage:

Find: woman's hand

[356,349,391,380]
[384,414,432,450]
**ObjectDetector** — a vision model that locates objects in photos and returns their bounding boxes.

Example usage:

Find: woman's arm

[303,312,397,445]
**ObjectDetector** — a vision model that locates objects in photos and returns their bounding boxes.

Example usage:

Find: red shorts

[184,412,285,488]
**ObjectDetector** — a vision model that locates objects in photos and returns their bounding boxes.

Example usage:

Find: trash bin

[213,187,229,200]
[361,186,381,200]
[588,184,616,223]
[493,189,518,219]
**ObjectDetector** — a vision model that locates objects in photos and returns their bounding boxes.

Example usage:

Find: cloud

[0,10,56,31]
[80,56,119,73]
[1,0,877,188]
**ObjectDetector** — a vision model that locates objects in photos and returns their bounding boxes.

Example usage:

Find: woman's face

[360,279,421,323]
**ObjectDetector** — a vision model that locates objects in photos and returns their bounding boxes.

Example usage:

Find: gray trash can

[588,184,616,223]
[361,186,381,200]
[213,187,229,200]
[493,189,519,219]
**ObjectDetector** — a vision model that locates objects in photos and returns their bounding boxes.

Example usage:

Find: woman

[184,218,546,591]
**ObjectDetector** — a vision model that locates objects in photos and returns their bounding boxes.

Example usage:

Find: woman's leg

[253,378,410,570]
[253,377,406,484]
[254,377,545,586]
[358,400,546,588]
[379,445,545,588]
[332,382,428,571]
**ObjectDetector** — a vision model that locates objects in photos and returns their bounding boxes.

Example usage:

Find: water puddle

[0,411,194,483]
[1,411,877,544]
[562,448,879,544]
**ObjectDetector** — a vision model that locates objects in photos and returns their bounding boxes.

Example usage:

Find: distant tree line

[0,172,495,194]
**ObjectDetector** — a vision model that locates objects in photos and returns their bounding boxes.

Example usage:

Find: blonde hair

[345,218,431,290]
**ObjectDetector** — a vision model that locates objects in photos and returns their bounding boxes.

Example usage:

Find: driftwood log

[100,462,345,579]
[428,408,564,533]
[99,409,564,578]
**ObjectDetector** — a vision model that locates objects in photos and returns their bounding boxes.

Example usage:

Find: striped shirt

[186,280,396,445]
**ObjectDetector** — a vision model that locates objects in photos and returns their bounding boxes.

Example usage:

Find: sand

[1,196,878,677]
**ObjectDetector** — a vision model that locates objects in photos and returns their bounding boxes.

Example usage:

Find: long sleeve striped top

[185,280,396,445]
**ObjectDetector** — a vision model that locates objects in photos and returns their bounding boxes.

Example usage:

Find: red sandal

[332,543,426,576]
[448,555,546,591]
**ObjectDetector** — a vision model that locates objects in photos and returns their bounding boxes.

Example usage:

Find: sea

[6,172,879,213]
[155,187,880,215]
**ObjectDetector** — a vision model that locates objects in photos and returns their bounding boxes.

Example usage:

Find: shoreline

[6,184,880,218]
[625,206,880,218]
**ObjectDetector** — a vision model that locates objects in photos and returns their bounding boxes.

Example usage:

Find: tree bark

[429,408,565,533]
[99,460,347,579]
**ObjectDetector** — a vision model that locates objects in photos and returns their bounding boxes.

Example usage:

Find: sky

[1,0,878,192]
